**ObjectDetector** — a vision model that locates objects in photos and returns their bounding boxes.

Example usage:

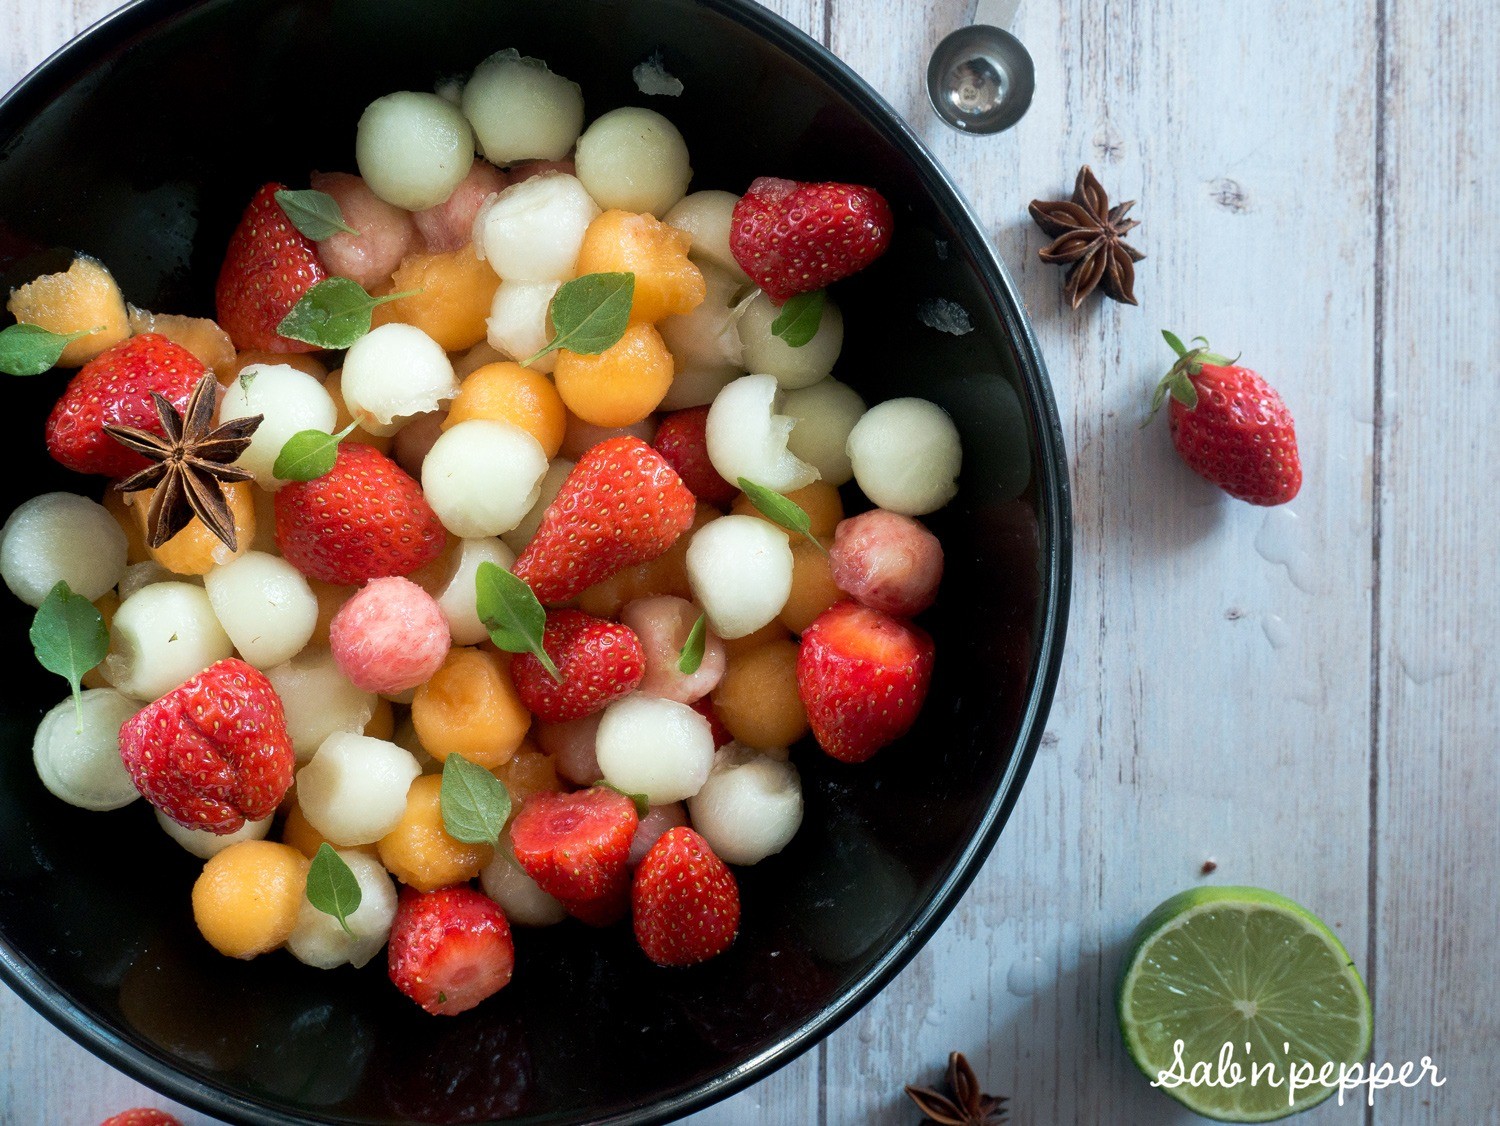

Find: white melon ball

[737,290,844,390]
[0,492,127,607]
[155,808,271,859]
[620,595,725,704]
[356,91,476,210]
[685,515,794,639]
[295,732,421,847]
[287,849,400,969]
[500,458,572,554]
[783,377,866,486]
[534,713,603,786]
[434,537,516,645]
[473,173,600,282]
[461,50,584,163]
[219,364,338,488]
[664,190,749,284]
[705,373,819,493]
[265,648,377,763]
[486,279,560,374]
[627,802,688,866]
[479,841,566,927]
[203,552,318,669]
[422,419,548,537]
[595,694,713,804]
[341,323,458,436]
[103,582,232,701]
[574,107,693,216]
[32,688,139,811]
[847,397,962,515]
[687,744,803,865]
[116,560,182,602]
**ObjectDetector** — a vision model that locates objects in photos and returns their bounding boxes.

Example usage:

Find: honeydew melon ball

[156,808,272,859]
[356,91,476,210]
[264,647,378,763]
[204,551,318,669]
[434,536,517,645]
[219,365,338,488]
[782,377,866,486]
[685,515,794,639]
[704,373,819,493]
[737,291,844,390]
[480,841,567,927]
[462,50,585,164]
[500,457,573,554]
[575,107,693,217]
[658,262,745,402]
[687,744,803,865]
[295,732,421,847]
[103,582,233,702]
[287,849,399,969]
[421,419,548,538]
[486,279,560,374]
[664,190,750,284]
[116,560,182,602]
[0,492,127,607]
[341,323,457,437]
[473,173,600,283]
[595,694,714,804]
[32,688,140,811]
[847,397,962,515]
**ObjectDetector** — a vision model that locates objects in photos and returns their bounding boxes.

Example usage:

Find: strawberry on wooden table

[387,885,515,1017]
[632,826,740,967]
[796,600,935,763]
[730,177,894,303]
[117,658,295,833]
[512,609,645,723]
[509,787,639,904]
[653,406,739,507]
[215,182,326,352]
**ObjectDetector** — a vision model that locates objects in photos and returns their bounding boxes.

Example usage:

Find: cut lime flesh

[1119,886,1372,1122]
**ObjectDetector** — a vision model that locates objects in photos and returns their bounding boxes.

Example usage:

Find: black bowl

[0,0,1070,1121]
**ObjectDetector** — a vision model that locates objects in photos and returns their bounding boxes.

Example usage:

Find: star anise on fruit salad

[905,1051,1008,1124]
[105,373,262,551]
[1028,165,1144,308]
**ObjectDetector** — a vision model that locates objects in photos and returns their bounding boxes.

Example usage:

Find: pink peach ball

[829,509,944,617]
[309,171,418,291]
[329,576,451,695]
[413,158,510,252]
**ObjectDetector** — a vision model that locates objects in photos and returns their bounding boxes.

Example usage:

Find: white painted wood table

[2,0,1496,1122]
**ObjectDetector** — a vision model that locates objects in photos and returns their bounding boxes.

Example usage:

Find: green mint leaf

[770,290,825,348]
[276,277,413,350]
[599,781,650,818]
[736,477,827,555]
[1161,329,1188,358]
[30,580,109,728]
[305,843,362,938]
[441,753,511,845]
[523,272,635,365]
[272,421,359,481]
[275,188,360,240]
[474,561,562,682]
[0,324,98,377]
[677,613,707,675]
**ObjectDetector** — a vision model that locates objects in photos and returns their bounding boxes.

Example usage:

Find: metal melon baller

[926,0,1035,134]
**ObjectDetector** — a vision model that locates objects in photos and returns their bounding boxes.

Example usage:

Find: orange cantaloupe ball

[574,209,706,324]
[282,799,378,861]
[191,840,309,959]
[553,322,673,427]
[371,245,497,352]
[125,478,256,576]
[712,639,808,750]
[7,255,130,366]
[128,307,236,374]
[443,362,566,458]
[779,536,840,633]
[492,744,562,812]
[377,775,493,892]
[731,480,844,542]
[410,647,531,769]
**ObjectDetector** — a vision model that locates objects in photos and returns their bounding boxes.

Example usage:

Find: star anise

[905,1051,1008,1124]
[105,373,262,552]
[1028,165,1144,308]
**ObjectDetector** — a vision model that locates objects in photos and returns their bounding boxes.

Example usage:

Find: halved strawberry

[387,886,515,1017]
[215,182,326,352]
[512,610,645,723]
[509,788,638,903]
[632,827,740,966]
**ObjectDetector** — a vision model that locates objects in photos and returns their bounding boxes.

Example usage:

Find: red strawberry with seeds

[513,610,645,723]
[1150,331,1302,506]
[387,886,515,1017]
[796,600,934,763]
[558,881,631,928]
[44,333,203,477]
[730,177,894,303]
[509,788,638,903]
[689,695,734,748]
[118,658,294,833]
[653,407,738,507]
[513,436,696,605]
[274,443,446,585]
[99,1111,183,1126]
[215,182,326,352]
[632,827,740,967]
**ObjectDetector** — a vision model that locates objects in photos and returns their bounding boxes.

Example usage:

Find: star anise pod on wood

[1028,165,1144,308]
[905,1051,1008,1124]
[105,373,262,552]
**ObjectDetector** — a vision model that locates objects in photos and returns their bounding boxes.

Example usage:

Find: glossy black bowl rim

[0,1,1072,1122]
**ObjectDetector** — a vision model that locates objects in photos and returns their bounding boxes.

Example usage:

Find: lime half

[1118,886,1372,1122]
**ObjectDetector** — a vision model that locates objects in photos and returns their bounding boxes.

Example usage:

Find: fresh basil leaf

[474,561,562,682]
[736,477,827,555]
[272,421,359,481]
[305,843,362,937]
[275,188,360,240]
[0,324,97,377]
[441,753,511,845]
[677,613,707,675]
[30,580,109,728]
[523,272,635,364]
[769,290,825,348]
[276,277,412,350]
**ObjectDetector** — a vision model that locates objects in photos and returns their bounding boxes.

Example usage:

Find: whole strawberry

[387,885,515,1016]
[274,443,446,585]
[730,177,893,303]
[118,658,294,833]
[796,600,935,763]
[513,610,645,723]
[44,334,203,477]
[513,436,696,605]
[215,182,325,352]
[653,406,739,507]
[632,827,740,967]
[510,788,639,903]
[1150,331,1302,506]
